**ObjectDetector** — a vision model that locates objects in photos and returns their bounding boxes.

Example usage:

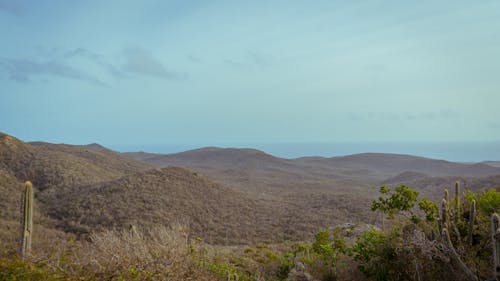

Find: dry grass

[0,223,220,281]
[69,222,217,281]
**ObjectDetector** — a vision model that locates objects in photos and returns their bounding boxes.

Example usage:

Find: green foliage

[371,185,419,219]
[351,228,391,281]
[418,198,438,222]
[0,257,65,281]
[477,188,500,215]
[311,228,347,280]
[207,261,254,281]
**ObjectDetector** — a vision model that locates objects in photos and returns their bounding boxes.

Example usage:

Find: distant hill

[482,161,500,168]
[124,147,295,170]
[124,147,374,195]
[295,153,500,178]
[382,172,500,201]
[124,149,500,193]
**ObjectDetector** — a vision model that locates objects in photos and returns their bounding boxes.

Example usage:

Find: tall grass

[1,223,220,281]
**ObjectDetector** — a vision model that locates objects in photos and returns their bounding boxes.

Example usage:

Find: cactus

[441,228,479,281]
[21,181,33,260]
[441,199,448,229]
[455,181,460,224]
[492,214,500,280]
[469,200,476,245]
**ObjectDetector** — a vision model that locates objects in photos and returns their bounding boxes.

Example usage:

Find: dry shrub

[70,223,218,281]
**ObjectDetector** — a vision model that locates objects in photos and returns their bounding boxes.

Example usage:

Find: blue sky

[1,1,500,154]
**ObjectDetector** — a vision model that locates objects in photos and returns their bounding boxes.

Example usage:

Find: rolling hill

[2,132,500,247]
[295,153,500,178]
[123,148,500,194]
[0,133,373,245]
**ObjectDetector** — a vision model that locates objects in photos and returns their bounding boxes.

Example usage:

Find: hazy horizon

[3,129,500,162]
[46,139,500,163]
[2,1,500,153]
[110,141,500,162]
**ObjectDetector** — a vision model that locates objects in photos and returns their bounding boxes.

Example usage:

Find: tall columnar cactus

[492,213,500,280]
[441,228,478,281]
[454,181,460,224]
[441,199,448,229]
[21,181,33,259]
[468,200,476,246]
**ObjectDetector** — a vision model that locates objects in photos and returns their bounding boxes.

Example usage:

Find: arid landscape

[2,131,500,280]
[2,1,500,280]
[4,132,500,245]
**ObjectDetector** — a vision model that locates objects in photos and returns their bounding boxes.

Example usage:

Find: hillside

[295,153,500,179]
[46,166,371,244]
[482,161,500,168]
[2,132,500,247]
[124,148,500,196]
[0,168,72,252]
[0,133,152,192]
[0,133,373,245]
[382,172,500,201]
[123,147,376,197]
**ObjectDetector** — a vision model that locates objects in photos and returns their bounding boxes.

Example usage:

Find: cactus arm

[441,228,479,281]
[468,200,476,246]
[492,213,500,280]
[455,181,460,225]
[441,199,448,230]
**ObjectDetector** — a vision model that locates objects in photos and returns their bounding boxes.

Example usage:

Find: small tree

[371,185,419,222]
[311,228,347,281]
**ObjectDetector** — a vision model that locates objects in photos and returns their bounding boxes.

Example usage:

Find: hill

[124,148,500,196]
[0,133,151,192]
[0,133,373,245]
[123,147,377,195]
[46,166,370,244]
[2,132,500,247]
[295,153,500,179]
[482,161,500,168]
[0,133,153,250]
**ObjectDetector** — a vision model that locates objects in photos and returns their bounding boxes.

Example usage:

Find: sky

[1,1,500,159]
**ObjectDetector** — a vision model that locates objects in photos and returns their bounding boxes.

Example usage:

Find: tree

[371,185,419,220]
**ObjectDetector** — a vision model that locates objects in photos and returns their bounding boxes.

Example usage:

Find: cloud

[60,47,128,79]
[224,51,273,69]
[0,0,25,16]
[0,58,106,86]
[187,54,202,64]
[122,48,188,80]
[0,46,188,86]
[247,52,271,67]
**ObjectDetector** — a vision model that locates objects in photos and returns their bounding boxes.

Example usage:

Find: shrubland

[3,181,500,281]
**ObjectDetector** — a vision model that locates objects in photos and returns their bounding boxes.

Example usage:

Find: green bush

[0,257,65,281]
